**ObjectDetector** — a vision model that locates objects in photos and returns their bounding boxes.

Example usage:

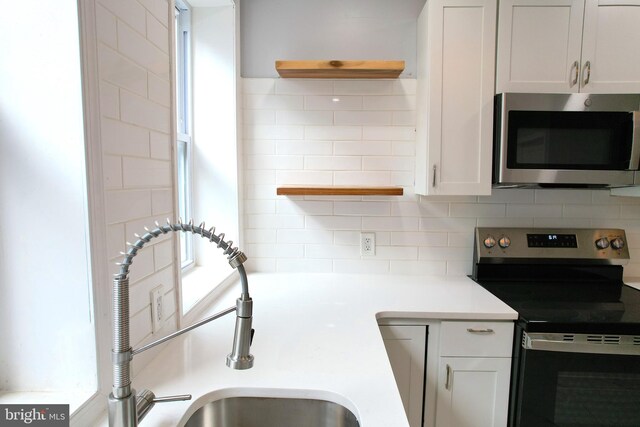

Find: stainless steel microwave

[493,93,640,188]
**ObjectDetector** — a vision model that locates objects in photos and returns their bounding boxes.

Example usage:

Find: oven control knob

[498,236,511,249]
[611,238,625,250]
[483,236,496,248]
[595,237,610,250]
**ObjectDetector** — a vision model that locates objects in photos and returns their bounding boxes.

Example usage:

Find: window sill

[180,266,237,324]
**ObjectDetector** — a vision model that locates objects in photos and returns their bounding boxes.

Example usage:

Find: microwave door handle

[631,111,640,170]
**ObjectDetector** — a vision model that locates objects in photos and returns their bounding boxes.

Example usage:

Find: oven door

[512,331,640,427]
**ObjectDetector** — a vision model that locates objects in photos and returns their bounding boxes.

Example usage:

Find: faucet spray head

[226,296,254,370]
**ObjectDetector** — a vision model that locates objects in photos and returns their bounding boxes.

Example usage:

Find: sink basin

[183,396,360,427]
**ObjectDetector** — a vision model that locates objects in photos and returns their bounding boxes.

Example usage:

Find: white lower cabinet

[380,325,427,427]
[381,321,513,427]
[435,357,511,427]
[434,321,513,427]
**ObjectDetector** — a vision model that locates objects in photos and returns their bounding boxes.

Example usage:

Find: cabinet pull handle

[445,364,451,390]
[432,164,437,187]
[571,60,579,87]
[583,61,591,86]
[467,328,494,334]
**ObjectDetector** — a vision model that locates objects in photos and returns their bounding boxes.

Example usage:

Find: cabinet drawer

[440,321,513,357]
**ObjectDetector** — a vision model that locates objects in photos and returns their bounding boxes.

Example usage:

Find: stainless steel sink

[183,396,360,427]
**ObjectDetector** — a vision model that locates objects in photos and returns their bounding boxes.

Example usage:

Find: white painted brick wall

[95,0,176,354]
[242,78,640,277]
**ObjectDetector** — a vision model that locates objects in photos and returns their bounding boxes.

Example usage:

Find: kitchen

[1,0,640,426]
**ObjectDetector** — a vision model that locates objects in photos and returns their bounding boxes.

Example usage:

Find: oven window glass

[515,349,640,427]
[507,111,634,170]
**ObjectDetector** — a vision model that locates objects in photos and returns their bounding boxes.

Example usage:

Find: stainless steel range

[471,227,640,427]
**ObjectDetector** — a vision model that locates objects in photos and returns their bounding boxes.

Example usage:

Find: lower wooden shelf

[276,185,404,196]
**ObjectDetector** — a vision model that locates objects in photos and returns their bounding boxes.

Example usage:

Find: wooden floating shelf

[277,185,404,196]
[275,60,405,79]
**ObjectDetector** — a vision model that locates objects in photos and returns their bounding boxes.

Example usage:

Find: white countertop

[104,273,517,427]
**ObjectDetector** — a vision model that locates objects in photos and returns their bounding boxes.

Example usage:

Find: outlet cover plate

[361,232,376,256]
[150,285,164,333]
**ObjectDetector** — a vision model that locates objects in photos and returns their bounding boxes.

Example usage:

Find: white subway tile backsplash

[334,171,391,186]
[241,79,640,275]
[449,203,505,218]
[106,223,125,259]
[305,125,362,140]
[305,95,362,111]
[145,11,169,53]
[97,0,146,35]
[507,204,562,218]
[120,90,170,133]
[334,111,392,126]
[275,79,333,95]
[103,155,123,189]
[276,110,334,125]
[363,156,414,171]
[363,95,416,111]
[245,124,304,140]
[244,110,276,125]
[153,239,173,270]
[276,140,332,155]
[276,170,333,185]
[334,259,390,274]
[277,199,334,216]
[305,156,361,171]
[334,80,395,95]
[117,21,170,79]
[138,0,169,27]
[362,126,415,141]
[105,190,152,224]
[305,244,360,259]
[149,131,170,160]
[98,45,148,97]
[306,215,362,230]
[95,4,117,48]
[246,155,303,170]
[362,217,419,231]
[123,157,171,188]
[151,189,172,215]
[242,78,276,94]
[147,73,170,107]
[334,201,390,216]
[277,229,333,244]
[101,118,150,157]
[245,139,276,155]
[391,231,448,246]
[334,141,391,156]
[100,82,120,119]
[244,94,303,110]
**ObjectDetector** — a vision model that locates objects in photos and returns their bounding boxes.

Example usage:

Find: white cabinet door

[497,0,640,94]
[435,357,511,427]
[415,0,496,196]
[580,0,640,93]
[380,325,427,427]
[496,0,585,93]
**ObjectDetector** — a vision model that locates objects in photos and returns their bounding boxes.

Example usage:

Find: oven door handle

[523,332,640,356]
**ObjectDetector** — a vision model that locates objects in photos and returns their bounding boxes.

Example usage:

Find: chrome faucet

[108,219,254,427]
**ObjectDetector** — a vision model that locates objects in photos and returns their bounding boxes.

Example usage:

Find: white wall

[241,78,640,277]
[240,0,426,78]
[0,0,96,394]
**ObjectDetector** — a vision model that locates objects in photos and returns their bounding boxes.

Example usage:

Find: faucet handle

[152,394,192,403]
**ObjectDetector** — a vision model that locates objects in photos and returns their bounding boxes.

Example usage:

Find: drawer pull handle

[467,328,494,334]
[445,364,452,390]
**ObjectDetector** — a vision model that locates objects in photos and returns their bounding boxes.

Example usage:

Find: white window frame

[175,1,194,270]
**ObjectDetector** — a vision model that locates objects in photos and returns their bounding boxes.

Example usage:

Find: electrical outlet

[360,232,376,256]
[150,285,164,333]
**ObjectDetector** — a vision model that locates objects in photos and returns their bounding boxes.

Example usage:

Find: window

[175,1,194,269]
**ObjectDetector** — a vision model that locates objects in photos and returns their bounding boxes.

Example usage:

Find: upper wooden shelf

[277,185,404,196]
[275,60,405,79]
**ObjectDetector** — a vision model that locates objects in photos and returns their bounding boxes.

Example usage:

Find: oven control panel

[475,227,630,264]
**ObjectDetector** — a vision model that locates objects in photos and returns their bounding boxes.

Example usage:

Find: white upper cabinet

[497,0,640,94]
[415,0,497,196]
